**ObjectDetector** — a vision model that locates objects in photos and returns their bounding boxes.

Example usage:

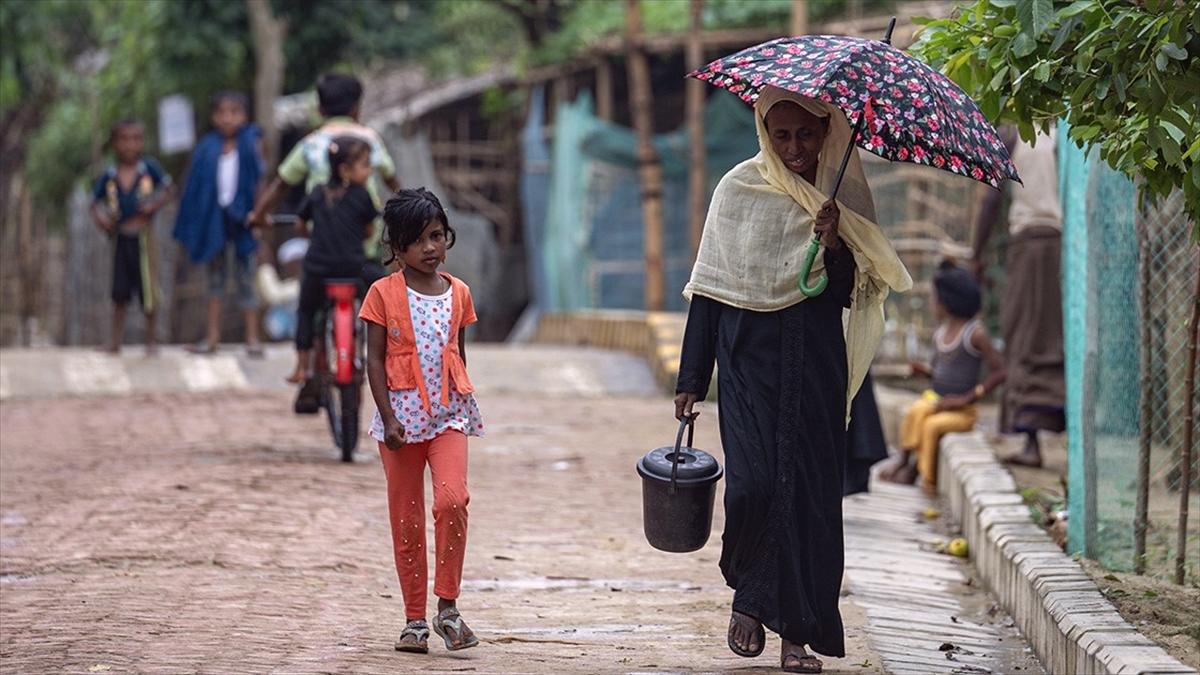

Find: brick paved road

[0,347,1036,673]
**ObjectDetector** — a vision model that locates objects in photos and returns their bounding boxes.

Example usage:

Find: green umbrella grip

[798,236,828,298]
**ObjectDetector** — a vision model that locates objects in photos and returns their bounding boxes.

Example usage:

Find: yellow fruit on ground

[947,538,969,558]
[922,507,940,520]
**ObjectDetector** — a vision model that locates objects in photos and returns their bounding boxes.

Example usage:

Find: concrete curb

[936,432,1196,675]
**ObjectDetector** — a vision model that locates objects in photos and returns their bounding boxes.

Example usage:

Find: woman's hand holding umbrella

[814,200,841,250]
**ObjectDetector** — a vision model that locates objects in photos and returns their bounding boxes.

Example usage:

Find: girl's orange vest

[360,271,476,413]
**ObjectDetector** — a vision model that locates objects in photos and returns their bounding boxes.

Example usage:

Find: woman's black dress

[676,244,856,657]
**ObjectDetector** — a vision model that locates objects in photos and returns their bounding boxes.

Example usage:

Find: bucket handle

[669,414,697,495]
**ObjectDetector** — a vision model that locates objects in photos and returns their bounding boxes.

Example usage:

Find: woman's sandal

[433,606,479,651]
[395,619,429,654]
[782,652,823,674]
[727,611,765,658]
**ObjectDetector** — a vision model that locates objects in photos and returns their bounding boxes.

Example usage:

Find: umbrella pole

[799,16,896,298]
[798,109,865,298]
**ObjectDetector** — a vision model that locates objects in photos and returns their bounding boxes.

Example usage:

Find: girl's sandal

[727,611,765,658]
[782,652,823,673]
[395,620,429,654]
[433,606,479,651]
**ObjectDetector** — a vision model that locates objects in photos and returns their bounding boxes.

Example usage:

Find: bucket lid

[638,445,720,481]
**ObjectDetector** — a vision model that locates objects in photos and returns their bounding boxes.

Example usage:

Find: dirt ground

[988,430,1200,670]
[0,389,885,674]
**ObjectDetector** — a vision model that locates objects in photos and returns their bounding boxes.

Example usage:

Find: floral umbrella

[689,19,1019,296]
[689,21,1021,190]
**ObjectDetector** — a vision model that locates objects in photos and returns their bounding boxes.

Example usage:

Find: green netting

[535,90,757,311]
[1061,120,1199,578]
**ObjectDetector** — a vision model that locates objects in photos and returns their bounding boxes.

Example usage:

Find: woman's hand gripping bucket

[637,414,723,553]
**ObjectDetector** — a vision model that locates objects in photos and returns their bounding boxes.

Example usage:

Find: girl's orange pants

[378,430,469,621]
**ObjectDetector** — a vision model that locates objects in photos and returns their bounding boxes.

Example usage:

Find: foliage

[911,0,1200,231]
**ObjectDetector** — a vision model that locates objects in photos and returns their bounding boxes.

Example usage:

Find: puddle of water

[0,573,36,584]
[1,512,28,527]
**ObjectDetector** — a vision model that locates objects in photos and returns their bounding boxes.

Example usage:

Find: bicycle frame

[324,281,360,386]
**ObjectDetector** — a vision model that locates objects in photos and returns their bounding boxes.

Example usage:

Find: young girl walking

[360,188,484,654]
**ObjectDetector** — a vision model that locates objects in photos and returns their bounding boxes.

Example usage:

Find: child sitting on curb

[882,261,1005,489]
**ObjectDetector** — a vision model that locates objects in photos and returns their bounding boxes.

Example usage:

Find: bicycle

[316,277,364,462]
[267,214,364,462]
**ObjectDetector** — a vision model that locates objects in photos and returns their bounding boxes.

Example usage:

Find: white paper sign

[157,95,195,154]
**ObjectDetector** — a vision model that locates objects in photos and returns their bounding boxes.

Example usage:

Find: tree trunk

[790,0,809,37]
[625,0,665,311]
[686,0,706,257]
[246,0,287,169]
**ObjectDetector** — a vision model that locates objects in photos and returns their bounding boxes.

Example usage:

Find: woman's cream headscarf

[684,86,913,411]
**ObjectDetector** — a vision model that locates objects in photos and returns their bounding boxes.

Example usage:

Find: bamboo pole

[790,0,809,37]
[1134,226,1152,574]
[686,0,706,257]
[596,58,614,122]
[625,0,665,311]
[1176,257,1198,584]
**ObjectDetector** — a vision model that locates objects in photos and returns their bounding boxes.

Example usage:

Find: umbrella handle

[798,237,828,298]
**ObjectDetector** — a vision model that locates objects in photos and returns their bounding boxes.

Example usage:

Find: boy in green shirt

[249,73,400,282]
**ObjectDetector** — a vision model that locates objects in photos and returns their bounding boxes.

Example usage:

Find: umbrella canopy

[689,33,1020,188]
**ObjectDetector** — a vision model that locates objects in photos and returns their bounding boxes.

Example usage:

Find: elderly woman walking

[674,86,911,673]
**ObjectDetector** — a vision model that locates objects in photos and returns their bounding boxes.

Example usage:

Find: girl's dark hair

[326,135,371,187]
[211,90,249,112]
[381,188,456,265]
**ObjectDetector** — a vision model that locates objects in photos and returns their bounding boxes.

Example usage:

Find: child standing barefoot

[360,188,484,655]
[90,119,172,355]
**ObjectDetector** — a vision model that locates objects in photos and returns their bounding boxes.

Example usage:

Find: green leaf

[1012,32,1037,57]
[980,93,1003,120]
[1057,0,1095,19]
[994,24,1019,37]
[1114,73,1127,101]
[1160,121,1186,145]
[1018,0,1055,38]
[991,0,1019,7]
[1051,16,1080,52]
[989,68,1009,90]
[1018,117,1036,143]
[1096,77,1111,99]
[1182,136,1200,161]
[1155,50,1169,70]
[1034,61,1051,81]
[1161,43,1188,60]
[1070,78,1094,107]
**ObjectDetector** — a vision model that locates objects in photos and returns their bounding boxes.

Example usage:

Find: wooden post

[1176,263,1198,584]
[790,0,809,37]
[246,0,287,169]
[686,0,706,257]
[625,0,665,311]
[1134,225,1152,574]
[596,58,614,122]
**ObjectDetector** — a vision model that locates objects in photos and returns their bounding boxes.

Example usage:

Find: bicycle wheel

[321,373,342,450]
[337,383,360,462]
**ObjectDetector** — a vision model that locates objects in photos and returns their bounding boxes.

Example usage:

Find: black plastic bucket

[637,416,723,553]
